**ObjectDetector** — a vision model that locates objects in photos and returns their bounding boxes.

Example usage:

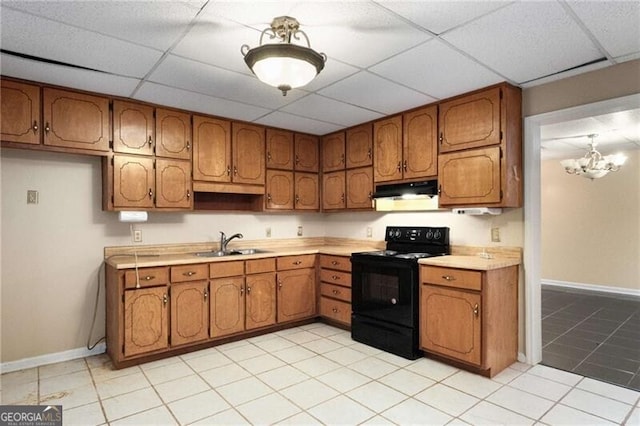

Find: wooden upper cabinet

[294,133,319,172]
[346,167,373,210]
[43,88,109,152]
[193,115,231,183]
[266,170,294,210]
[113,100,154,155]
[155,158,192,209]
[374,115,402,182]
[266,129,294,170]
[232,122,265,185]
[1,80,41,145]
[403,105,437,179]
[112,154,155,209]
[346,124,372,169]
[155,108,191,159]
[295,172,319,210]
[322,171,346,210]
[322,132,345,172]
[439,87,501,153]
[438,146,501,206]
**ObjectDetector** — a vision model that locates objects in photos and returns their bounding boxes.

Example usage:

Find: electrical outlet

[366,227,373,238]
[297,226,303,236]
[491,227,500,242]
[266,227,272,238]
[27,190,39,204]
[133,229,143,243]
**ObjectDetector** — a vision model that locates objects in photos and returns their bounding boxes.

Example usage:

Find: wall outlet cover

[297,226,303,236]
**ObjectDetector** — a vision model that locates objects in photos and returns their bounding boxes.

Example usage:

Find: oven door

[351,256,418,328]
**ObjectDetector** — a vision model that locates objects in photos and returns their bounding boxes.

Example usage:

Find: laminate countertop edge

[419,255,521,271]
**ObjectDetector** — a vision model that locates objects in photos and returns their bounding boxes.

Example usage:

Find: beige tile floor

[1,323,639,425]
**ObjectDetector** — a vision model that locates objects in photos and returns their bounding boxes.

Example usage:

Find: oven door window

[352,260,417,327]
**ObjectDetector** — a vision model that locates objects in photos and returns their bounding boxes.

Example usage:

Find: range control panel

[385,226,450,245]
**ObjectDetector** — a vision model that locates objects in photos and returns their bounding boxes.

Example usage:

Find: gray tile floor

[542,285,640,391]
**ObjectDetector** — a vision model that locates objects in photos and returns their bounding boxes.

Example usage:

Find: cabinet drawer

[321,283,351,302]
[320,297,351,325]
[246,257,276,274]
[210,261,244,278]
[320,269,351,287]
[422,266,482,291]
[171,264,209,282]
[277,254,316,270]
[319,255,351,272]
[124,267,169,289]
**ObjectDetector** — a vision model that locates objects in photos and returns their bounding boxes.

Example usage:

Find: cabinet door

[403,105,437,179]
[113,155,155,208]
[346,167,373,209]
[346,123,372,169]
[295,172,319,211]
[439,87,501,153]
[113,100,154,155]
[43,88,109,152]
[232,122,265,185]
[1,80,40,144]
[374,116,402,182]
[210,276,245,337]
[245,272,276,330]
[171,281,209,346]
[277,268,316,323]
[266,129,294,170]
[155,108,191,159]
[193,115,231,182]
[420,285,481,366]
[294,133,319,172]
[322,132,345,172]
[266,170,294,210]
[124,286,169,357]
[438,147,501,206]
[155,158,192,209]
[322,171,346,210]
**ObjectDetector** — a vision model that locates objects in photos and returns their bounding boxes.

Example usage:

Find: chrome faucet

[220,231,243,251]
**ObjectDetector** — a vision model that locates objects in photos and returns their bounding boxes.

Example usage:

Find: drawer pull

[474,304,479,317]
[183,271,196,277]
[332,289,340,295]
[331,260,339,266]
[332,275,340,280]
[293,260,302,265]
[143,275,155,281]
[442,275,456,281]
[332,308,339,313]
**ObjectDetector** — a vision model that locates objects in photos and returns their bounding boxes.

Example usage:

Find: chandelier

[241,16,326,96]
[559,134,627,179]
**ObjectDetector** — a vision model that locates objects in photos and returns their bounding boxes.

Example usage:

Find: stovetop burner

[353,226,451,262]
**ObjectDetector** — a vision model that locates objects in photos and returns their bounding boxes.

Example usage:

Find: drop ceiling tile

[370,39,504,99]
[148,55,307,109]
[319,71,436,115]
[519,59,612,88]
[2,1,200,51]
[567,0,640,58]
[255,111,343,135]
[134,82,271,122]
[280,94,384,127]
[300,59,360,92]
[442,1,603,83]
[378,0,513,34]
[0,53,140,97]
[541,117,607,141]
[284,1,432,68]
[0,8,162,78]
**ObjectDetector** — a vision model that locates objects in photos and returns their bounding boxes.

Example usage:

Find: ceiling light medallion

[241,16,326,96]
[560,134,627,179]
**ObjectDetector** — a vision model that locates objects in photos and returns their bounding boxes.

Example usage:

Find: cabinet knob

[143,275,155,281]
[267,152,272,162]
[163,294,168,304]
[341,193,345,202]
[295,195,300,204]
[278,281,283,289]
[403,160,407,171]
[186,141,190,150]
[204,290,208,301]
[187,190,191,199]
[148,189,153,198]
[341,153,345,164]
[397,161,402,172]
[267,193,272,202]
[44,122,50,133]
[148,135,153,146]
[439,133,443,144]
[367,148,372,159]
[240,286,245,295]
[442,275,456,281]
[32,121,39,133]
[473,304,479,317]
[438,185,442,195]
[233,166,238,175]
[246,286,251,294]
[227,166,231,176]
[295,154,300,165]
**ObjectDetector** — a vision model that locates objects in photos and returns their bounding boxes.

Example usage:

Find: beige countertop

[419,255,521,271]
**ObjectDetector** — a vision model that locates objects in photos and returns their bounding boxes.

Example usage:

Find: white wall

[1,148,523,363]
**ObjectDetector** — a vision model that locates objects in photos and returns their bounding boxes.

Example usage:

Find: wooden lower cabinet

[123,286,169,357]
[277,268,316,323]
[318,255,352,326]
[210,276,245,337]
[419,264,518,377]
[171,281,209,346]
[245,272,277,330]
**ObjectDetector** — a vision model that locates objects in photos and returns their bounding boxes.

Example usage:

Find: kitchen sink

[195,248,270,257]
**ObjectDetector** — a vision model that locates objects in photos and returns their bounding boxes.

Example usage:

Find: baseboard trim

[1,343,106,374]
[542,279,640,298]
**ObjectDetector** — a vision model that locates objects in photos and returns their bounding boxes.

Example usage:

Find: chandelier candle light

[560,134,627,180]
[242,16,326,96]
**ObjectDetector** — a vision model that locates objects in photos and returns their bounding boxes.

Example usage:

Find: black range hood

[372,180,438,199]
